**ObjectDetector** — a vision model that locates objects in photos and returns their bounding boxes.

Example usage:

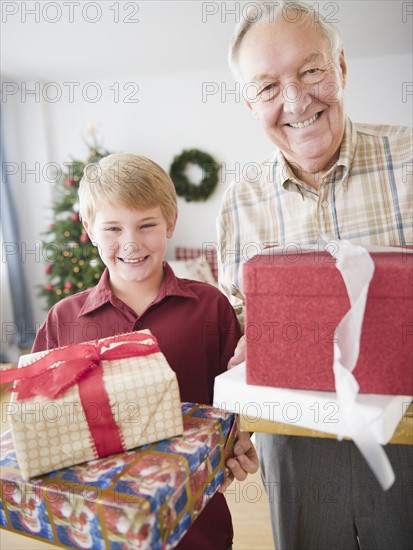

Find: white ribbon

[323,236,394,490]
[260,237,412,490]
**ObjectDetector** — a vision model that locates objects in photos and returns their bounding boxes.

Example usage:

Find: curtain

[0,119,36,356]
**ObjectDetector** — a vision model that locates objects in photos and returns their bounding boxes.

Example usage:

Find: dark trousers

[256,433,413,550]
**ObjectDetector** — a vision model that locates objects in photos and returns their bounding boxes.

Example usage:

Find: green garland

[169,149,219,202]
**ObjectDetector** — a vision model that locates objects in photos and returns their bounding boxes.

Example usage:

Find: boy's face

[84,203,175,290]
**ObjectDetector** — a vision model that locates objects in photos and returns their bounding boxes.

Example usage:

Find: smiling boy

[33,153,258,550]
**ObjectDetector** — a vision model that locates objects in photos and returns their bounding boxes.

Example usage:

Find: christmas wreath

[169,149,219,202]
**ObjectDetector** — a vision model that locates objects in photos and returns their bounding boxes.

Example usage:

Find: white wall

[345,54,412,125]
[2,51,412,346]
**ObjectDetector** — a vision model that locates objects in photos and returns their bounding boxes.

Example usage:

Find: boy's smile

[119,256,147,263]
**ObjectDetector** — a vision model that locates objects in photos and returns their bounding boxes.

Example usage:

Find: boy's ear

[82,220,95,242]
[166,214,178,239]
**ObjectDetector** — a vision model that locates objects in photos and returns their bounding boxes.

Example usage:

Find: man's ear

[245,100,259,120]
[167,214,178,239]
[339,48,347,88]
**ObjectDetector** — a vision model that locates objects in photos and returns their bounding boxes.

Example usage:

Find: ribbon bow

[1,332,160,400]
[1,332,161,458]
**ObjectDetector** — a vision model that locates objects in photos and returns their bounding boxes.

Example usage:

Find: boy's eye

[104,227,121,232]
[140,223,156,229]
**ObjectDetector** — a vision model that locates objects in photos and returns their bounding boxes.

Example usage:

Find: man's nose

[282,82,312,115]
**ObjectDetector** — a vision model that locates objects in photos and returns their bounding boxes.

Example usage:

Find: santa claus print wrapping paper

[0,403,237,550]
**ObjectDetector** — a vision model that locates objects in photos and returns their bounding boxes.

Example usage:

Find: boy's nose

[122,241,141,257]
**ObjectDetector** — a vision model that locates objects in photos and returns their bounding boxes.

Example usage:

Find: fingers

[218,473,234,493]
[219,436,260,493]
[226,433,259,481]
[227,335,246,369]
[232,431,251,456]
[226,455,250,482]
[232,432,260,475]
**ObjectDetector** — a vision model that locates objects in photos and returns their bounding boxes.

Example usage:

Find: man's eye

[261,83,276,92]
[302,67,327,81]
[259,83,278,100]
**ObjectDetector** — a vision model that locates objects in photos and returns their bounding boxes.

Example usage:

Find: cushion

[175,246,218,280]
[168,258,217,286]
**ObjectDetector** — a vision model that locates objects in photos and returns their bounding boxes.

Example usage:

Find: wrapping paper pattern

[0,404,236,549]
[7,331,183,479]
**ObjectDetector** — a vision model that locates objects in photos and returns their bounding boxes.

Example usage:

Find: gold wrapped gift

[3,331,183,479]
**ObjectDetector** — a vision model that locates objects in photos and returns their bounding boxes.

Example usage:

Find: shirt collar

[331,116,357,189]
[79,262,198,317]
[156,261,200,303]
[79,268,113,316]
[274,116,356,191]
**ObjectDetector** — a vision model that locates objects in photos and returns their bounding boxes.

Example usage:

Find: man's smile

[286,112,321,128]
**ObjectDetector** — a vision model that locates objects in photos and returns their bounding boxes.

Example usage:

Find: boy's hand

[221,336,258,492]
[219,431,259,493]
[227,335,246,369]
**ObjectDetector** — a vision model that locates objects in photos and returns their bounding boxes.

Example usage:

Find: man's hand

[219,431,259,493]
[228,335,246,369]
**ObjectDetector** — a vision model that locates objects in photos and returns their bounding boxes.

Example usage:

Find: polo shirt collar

[274,116,356,191]
[79,262,198,317]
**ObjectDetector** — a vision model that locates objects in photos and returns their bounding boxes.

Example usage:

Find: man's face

[238,17,347,176]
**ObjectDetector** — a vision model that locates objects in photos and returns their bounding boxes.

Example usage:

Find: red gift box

[244,249,413,395]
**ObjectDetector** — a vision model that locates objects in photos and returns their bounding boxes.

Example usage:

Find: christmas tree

[39,136,111,309]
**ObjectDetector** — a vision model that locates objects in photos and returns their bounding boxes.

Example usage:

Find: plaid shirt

[217,117,413,324]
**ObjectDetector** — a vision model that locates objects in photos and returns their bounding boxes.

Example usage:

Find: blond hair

[229,0,343,81]
[79,153,177,227]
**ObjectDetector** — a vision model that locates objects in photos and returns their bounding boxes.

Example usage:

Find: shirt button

[135,321,142,328]
[321,200,329,208]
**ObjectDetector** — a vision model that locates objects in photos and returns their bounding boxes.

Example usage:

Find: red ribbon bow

[1,332,160,458]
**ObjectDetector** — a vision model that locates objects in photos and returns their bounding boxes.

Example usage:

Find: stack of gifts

[214,239,412,488]
[0,331,236,548]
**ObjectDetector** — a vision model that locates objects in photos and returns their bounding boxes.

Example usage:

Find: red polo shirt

[33,262,241,550]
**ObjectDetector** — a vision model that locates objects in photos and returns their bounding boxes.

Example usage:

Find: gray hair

[228,0,343,81]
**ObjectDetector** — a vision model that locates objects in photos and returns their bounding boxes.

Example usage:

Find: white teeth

[122,257,146,264]
[289,113,319,128]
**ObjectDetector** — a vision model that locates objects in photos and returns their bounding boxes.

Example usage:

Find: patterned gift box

[1,331,183,479]
[0,404,236,550]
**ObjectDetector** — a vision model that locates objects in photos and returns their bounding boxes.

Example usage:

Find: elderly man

[218,1,412,549]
